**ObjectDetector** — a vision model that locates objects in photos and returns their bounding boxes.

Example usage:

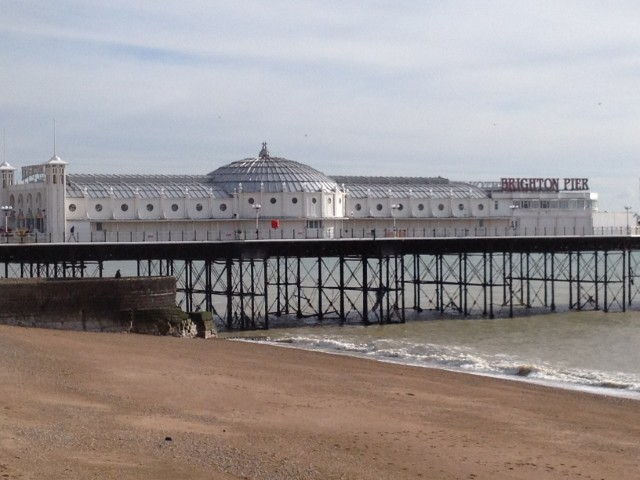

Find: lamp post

[509,204,519,235]
[252,203,261,239]
[391,204,400,237]
[625,205,631,235]
[1,205,12,240]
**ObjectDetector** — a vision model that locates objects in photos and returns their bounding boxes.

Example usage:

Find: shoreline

[228,334,640,402]
[2,324,640,479]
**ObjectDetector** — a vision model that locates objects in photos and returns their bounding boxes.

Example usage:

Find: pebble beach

[1,324,639,479]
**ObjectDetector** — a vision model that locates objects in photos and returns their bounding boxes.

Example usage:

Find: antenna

[53,118,56,156]
[2,127,5,163]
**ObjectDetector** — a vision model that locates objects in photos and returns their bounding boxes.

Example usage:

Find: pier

[2,236,640,329]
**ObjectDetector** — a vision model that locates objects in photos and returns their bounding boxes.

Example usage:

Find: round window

[328,198,332,204]
[196,203,203,212]
[95,204,103,212]
[270,197,276,204]
[121,204,129,212]
[478,203,485,211]
[458,203,464,211]
[376,204,383,211]
[171,204,179,212]
[68,204,76,212]
[146,204,154,212]
[355,203,362,211]
[418,204,424,211]
[397,204,403,211]
[248,198,255,205]
[220,203,227,211]
[438,204,445,211]
[312,198,317,204]
[292,197,298,204]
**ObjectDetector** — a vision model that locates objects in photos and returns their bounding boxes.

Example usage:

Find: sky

[1,1,640,211]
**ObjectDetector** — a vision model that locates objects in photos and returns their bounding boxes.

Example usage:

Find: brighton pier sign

[500,177,589,192]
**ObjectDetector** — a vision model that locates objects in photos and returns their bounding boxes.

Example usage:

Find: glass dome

[207,143,339,194]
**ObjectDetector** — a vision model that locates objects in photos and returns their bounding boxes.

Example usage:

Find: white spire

[47,119,66,164]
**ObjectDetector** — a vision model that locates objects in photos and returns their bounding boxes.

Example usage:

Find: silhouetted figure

[115,269,121,278]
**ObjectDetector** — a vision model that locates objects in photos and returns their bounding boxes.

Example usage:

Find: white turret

[44,154,67,242]
[0,161,16,206]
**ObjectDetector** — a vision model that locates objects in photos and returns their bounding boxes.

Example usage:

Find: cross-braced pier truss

[1,237,640,329]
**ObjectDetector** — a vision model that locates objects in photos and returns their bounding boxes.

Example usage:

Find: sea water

[225,310,640,399]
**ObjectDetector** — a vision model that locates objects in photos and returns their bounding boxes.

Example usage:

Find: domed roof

[207,143,339,194]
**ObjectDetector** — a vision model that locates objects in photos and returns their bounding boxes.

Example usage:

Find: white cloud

[2,1,640,210]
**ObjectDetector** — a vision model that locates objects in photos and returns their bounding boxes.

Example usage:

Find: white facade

[0,146,598,242]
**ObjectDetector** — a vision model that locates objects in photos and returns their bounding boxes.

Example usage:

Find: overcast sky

[2,1,640,211]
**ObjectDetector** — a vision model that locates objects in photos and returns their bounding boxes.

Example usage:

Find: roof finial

[259,142,269,159]
[53,118,56,156]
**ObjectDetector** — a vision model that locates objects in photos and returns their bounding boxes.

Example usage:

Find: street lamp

[252,203,261,239]
[391,204,400,237]
[509,204,519,234]
[1,205,12,239]
[625,206,632,235]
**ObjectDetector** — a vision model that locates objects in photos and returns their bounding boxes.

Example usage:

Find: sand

[1,325,639,479]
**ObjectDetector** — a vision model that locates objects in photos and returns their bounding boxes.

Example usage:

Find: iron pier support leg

[276,256,282,316]
[285,257,290,315]
[263,258,269,330]
[399,254,405,323]
[382,256,388,323]
[623,249,628,311]
[627,249,632,308]
[318,257,324,322]
[205,259,212,312]
[508,251,514,318]
[603,251,608,312]
[489,252,494,319]
[482,252,487,317]
[225,258,233,330]
[296,256,302,318]
[437,254,443,313]
[339,255,345,324]
[594,251,599,310]
[462,252,468,315]
[362,256,369,325]
[239,259,246,329]
[550,253,556,311]
[526,253,531,308]
[576,252,581,311]
[543,252,548,308]
[414,254,421,311]
[502,254,507,307]
[569,252,573,310]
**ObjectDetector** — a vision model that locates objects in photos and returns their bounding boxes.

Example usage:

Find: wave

[248,334,640,396]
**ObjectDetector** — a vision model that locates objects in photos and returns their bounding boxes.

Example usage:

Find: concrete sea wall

[0,277,215,337]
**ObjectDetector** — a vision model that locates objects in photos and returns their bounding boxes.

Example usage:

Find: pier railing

[2,225,638,244]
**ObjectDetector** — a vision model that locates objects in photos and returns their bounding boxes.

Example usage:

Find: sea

[222,310,640,400]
